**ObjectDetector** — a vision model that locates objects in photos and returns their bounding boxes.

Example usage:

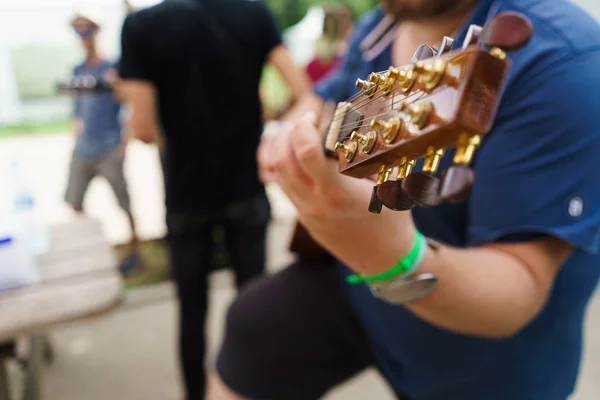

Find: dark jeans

[166,193,271,400]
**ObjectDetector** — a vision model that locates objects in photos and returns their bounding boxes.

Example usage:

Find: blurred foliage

[264,0,379,30]
[11,43,80,99]
[0,119,70,138]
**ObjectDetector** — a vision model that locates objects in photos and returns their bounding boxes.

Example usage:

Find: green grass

[114,238,172,290]
[0,119,70,139]
[115,237,231,290]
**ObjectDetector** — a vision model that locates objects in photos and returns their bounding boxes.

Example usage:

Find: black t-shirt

[119,0,282,212]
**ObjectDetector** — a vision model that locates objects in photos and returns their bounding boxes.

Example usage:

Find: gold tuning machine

[376,165,394,185]
[350,130,377,154]
[414,58,447,90]
[388,66,416,93]
[370,117,402,144]
[356,78,376,96]
[453,133,481,165]
[423,147,445,174]
[370,71,394,95]
[335,141,358,161]
[402,101,433,129]
[397,157,416,179]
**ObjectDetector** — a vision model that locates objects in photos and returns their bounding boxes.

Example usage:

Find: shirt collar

[358,0,501,63]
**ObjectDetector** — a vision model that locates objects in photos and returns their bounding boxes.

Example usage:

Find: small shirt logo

[568,196,584,218]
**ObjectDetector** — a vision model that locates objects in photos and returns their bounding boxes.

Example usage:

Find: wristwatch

[369,238,441,305]
[370,273,439,304]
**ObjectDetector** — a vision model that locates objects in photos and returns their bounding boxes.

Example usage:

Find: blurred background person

[306,3,354,84]
[115,0,312,398]
[64,7,141,275]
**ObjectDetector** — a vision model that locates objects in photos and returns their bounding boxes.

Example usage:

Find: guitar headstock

[325,12,533,213]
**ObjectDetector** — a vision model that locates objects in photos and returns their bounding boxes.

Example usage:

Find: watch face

[372,273,439,304]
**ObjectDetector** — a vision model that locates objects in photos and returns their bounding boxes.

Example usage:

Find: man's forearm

[403,244,548,339]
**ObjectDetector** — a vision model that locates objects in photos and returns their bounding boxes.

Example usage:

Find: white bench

[0,217,123,400]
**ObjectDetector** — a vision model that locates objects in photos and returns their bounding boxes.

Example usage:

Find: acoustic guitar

[289,11,534,263]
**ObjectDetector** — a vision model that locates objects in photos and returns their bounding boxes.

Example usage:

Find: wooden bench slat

[0,272,123,342]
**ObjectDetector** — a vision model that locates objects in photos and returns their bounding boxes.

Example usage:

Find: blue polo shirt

[316,1,600,399]
[72,60,122,161]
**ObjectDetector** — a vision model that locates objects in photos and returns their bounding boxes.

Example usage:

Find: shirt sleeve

[314,20,368,102]
[118,14,154,81]
[467,50,600,254]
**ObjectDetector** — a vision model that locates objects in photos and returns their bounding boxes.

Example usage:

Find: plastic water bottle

[0,220,39,291]
[8,159,50,256]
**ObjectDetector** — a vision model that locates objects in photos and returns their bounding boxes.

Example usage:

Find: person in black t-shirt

[116,0,311,398]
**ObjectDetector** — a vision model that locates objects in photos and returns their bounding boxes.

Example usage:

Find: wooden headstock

[326,11,533,213]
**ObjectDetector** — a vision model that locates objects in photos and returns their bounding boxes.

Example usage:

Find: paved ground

[2,133,600,399]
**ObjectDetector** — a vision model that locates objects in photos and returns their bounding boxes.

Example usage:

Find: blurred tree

[264,0,379,30]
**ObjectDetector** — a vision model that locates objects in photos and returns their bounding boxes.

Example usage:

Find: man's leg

[222,193,270,288]
[167,213,214,400]
[97,148,140,274]
[208,261,374,400]
[97,148,139,252]
[64,150,94,213]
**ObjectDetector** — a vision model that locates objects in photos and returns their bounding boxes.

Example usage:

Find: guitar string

[335,90,425,132]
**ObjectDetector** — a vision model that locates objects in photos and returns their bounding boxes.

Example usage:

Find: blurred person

[115,0,312,398]
[65,9,141,275]
[306,3,354,84]
[206,0,600,399]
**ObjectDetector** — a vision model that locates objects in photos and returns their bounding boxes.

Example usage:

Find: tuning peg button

[369,186,383,214]
[377,180,416,211]
[439,165,475,203]
[402,173,442,207]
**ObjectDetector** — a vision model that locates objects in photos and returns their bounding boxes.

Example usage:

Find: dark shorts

[64,147,130,212]
[216,261,408,400]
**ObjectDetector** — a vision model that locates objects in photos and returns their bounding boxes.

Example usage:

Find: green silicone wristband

[346,230,425,285]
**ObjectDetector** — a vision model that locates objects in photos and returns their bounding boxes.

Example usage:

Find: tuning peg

[437,36,455,54]
[402,173,442,207]
[350,131,377,154]
[388,66,416,92]
[334,141,358,161]
[369,166,393,214]
[478,12,533,57]
[415,59,447,90]
[370,117,402,144]
[411,45,438,63]
[356,78,377,95]
[369,186,383,214]
[461,24,483,50]
[439,134,480,203]
[377,158,417,211]
[404,101,433,129]
[439,165,475,203]
[402,148,444,207]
